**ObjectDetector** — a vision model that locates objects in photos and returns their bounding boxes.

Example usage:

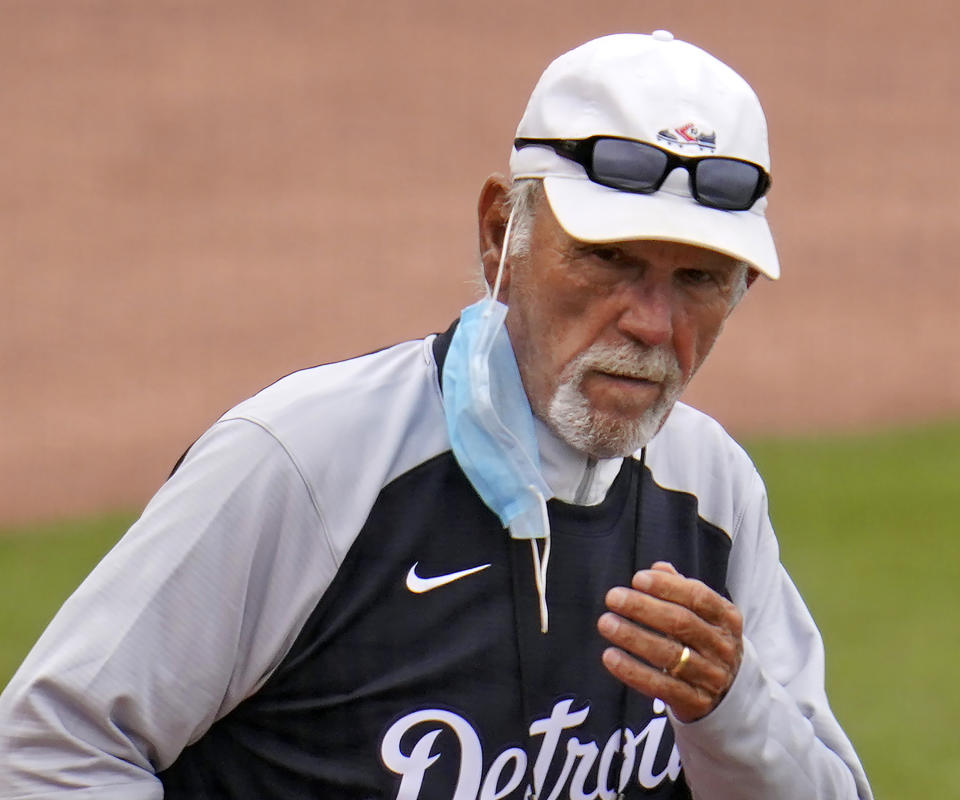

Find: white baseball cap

[510,31,780,279]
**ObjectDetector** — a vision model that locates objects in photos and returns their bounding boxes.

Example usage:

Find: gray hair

[475,179,542,296]
[503,179,543,260]
[728,262,751,309]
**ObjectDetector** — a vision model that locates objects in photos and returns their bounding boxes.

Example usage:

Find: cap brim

[542,175,780,280]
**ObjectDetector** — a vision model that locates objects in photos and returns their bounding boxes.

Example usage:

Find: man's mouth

[583,370,667,408]
[593,369,660,385]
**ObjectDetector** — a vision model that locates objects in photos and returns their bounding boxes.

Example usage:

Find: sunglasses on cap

[513,135,770,211]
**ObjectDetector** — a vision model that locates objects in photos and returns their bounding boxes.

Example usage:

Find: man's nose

[616,282,674,347]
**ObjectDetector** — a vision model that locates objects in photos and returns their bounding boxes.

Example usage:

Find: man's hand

[597,561,743,723]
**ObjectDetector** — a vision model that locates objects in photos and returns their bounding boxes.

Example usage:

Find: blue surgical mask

[442,296,552,541]
[441,208,554,633]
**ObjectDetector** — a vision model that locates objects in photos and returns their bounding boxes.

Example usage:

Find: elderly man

[0,32,870,800]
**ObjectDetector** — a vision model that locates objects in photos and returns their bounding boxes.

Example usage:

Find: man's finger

[632,567,743,637]
[597,612,731,696]
[650,561,680,576]
[604,585,740,666]
[601,647,719,724]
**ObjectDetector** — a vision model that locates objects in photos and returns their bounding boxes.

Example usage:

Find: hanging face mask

[442,295,552,541]
[441,207,554,632]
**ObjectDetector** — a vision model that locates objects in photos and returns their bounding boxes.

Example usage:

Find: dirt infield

[2,0,957,524]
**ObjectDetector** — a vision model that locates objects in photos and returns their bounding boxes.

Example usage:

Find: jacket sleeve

[669,469,873,800]
[0,418,338,800]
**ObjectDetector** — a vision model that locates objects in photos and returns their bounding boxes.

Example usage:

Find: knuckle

[677,688,715,722]
[727,608,744,637]
[688,579,715,612]
[716,595,742,626]
[713,633,737,660]
[672,612,699,642]
[698,660,728,692]
[695,688,716,715]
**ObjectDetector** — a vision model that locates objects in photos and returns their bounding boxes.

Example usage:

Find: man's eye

[587,246,623,263]
[677,269,716,286]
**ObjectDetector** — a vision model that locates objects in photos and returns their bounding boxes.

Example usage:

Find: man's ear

[477,173,512,296]
[746,268,760,289]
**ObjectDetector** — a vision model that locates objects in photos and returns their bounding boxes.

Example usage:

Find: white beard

[545,341,685,458]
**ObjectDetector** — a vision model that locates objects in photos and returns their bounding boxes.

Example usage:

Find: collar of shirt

[532,418,624,506]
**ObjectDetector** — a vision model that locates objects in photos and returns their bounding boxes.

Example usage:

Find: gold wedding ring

[667,645,691,678]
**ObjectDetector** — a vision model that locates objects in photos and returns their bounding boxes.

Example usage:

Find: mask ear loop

[485,204,516,316]
[485,203,552,634]
[528,489,551,634]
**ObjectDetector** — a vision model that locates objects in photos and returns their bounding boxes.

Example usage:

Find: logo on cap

[656,123,716,151]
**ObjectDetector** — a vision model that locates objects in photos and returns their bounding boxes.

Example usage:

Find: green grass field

[745,420,960,798]
[2,420,958,797]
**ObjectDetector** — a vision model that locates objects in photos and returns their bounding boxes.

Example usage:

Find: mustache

[564,342,682,384]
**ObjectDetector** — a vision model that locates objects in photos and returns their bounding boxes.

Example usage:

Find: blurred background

[2,0,957,523]
[1,0,958,795]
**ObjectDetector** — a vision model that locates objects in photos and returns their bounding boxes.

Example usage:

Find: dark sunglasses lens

[694,159,763,210]
[591,139,667,192]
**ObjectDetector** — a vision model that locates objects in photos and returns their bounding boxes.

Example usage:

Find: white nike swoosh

[405,561,491,593]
